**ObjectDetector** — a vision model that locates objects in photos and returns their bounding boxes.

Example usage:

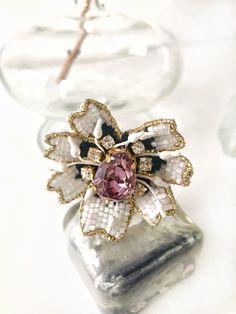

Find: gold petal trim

[44,131,81,162]
[47,171,88,204]
[128,119,185,153]
[165,186,177,216]
[137,207,162,227]
[79,196,136,241]
[163,156,193,187]
[68,99,123,143]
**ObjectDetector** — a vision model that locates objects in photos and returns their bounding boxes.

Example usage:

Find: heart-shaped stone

[93,151,136,201]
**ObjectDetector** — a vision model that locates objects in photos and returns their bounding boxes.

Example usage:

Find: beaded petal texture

[44,99,193,241]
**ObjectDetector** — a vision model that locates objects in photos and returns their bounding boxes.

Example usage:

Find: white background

[0,1,236,314]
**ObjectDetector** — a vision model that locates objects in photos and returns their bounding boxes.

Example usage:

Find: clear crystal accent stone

[131,141,145,154]
[87,147,103,163]
[81,166,94,182]
[101,135,115,150]
[138,157,153,172]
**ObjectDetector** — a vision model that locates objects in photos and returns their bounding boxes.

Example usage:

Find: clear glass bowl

[0,5,182,118]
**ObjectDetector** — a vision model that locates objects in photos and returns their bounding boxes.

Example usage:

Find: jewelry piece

[44,99,193,241]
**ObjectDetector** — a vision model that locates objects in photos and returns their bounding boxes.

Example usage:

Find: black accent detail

[142,137,155,150]
[101,123,129,148]
[79,141,97,158]
[101,123,127,145]
[136,156,166,173]
[121,131,129,142]
[74,164,83,179]
[152,156,167,172]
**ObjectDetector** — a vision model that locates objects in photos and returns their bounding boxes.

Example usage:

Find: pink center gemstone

[93,151,136,201]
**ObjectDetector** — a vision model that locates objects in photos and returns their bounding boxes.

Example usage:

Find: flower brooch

[44,99,193,241]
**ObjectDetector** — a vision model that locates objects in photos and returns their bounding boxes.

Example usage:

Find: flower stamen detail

[137,179,166,218]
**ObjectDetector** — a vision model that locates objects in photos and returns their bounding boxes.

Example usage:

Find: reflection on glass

[0,1,182,118]
[218,95,236,157]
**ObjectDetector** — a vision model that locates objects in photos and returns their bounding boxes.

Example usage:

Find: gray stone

[64,204,203,314]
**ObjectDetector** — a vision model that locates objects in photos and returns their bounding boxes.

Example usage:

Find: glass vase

[0,1,182,150]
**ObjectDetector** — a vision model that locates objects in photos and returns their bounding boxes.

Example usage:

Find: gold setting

[138,157,153,172]
[165,186,178,216]
[87,147,103,163]
[101,135,115,150]
[135,182,148,197]
[179,156,193,186]
[131,141,145,154]
[81,166,95,182]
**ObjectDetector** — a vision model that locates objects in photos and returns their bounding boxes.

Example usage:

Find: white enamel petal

[159,150,181,160]
[138,174,169,188]
[69,99,122,141]
[47,166,87,203]
[80,196,133,240]
[128,120,184,153]
[137,185,176,226]
[93,118,103,139]
[115,131,156,148]
[45,132,82,163]
[147,121,183,151]
[68,136,81,158]
[158,156,193,186]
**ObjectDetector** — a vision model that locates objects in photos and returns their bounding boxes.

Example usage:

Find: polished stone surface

[64,205,203,314]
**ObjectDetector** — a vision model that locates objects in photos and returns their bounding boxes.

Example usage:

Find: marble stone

[64,205,203,314]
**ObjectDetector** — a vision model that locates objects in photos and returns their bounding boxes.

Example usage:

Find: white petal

[148,122,183,151]
[150,175,169,188]
[69,99,122,142]
[136,185,176,226]
[127,131,144,143]
[159,151,181,160]
[139,131,156,140]
[93,118,103,139]
[45,132,82,163]
[129,119,185,152]
[49,160,68,172]
[158,156,193,186]
[80,196,133,240]
[84,186,96,201]
[47,166,87,203]
[68,136,81,158]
